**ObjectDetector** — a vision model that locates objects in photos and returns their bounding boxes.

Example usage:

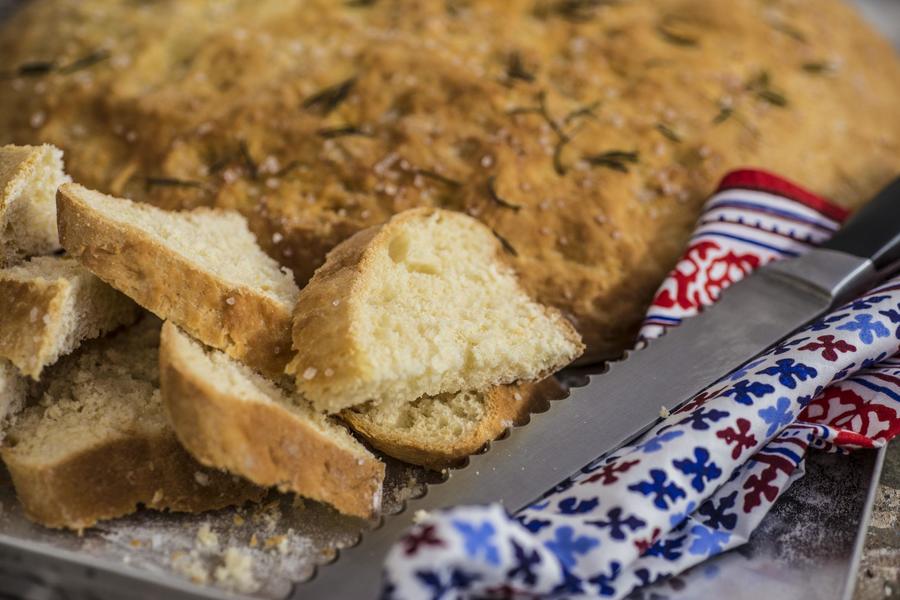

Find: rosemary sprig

[584,150,639,173]
[303,77,356,115]
[60,49,111,74]
[492,229,519,256]
[145,177,207,190]
[656,16,699,47]
[655,123,682,143]
[486,177,522,211]
[317,125,371,139]
[506,52,536,83]
[747,71,788,107]
[413,169,462,188]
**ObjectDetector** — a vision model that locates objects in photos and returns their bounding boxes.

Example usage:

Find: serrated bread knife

[296,178,900,599]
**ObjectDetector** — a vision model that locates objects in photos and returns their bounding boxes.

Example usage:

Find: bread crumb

[196,523,220,553]
[659,406,671,418]
[249,533,259,548]
[215,547,258,593]
[413,509,430,523]
[264,535,288,554]
[174,556,209,585]
[233,514,245,526]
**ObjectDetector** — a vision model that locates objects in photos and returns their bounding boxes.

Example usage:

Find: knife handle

[822,177,900,273]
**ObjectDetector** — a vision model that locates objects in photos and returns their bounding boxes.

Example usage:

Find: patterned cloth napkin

[382,170,900,599]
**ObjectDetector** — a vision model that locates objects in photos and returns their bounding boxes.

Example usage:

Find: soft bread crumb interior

[1,144,69,262]
[69,186,297,307]
[4,317,163,462]
[0,255,137,379]
[302,209,582,409]
[352,390,488,442]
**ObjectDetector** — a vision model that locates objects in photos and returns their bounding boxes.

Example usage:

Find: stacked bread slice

[5,174,583,529]
[0,148,262,529]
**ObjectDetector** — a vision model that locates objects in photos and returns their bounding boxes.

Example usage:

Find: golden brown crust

[343,378,567,470]
[56,184,293,377]
[1,428,263,530]
[159,322,385,519]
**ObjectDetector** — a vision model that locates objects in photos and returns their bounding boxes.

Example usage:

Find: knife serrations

[293,249,873,600]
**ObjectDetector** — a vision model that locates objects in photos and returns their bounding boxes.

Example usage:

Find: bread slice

[0,256,139,379]
[56,183,300,376]
[342,378,566,470]
[159,321,384,519]
[0,317,263,530]
[0,359,27,438]
[286,207,584,413]
[0,144,70,266]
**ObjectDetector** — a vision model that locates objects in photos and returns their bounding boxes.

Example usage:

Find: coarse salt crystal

[332,299,340,307]
[225,297,236,306]
[324,368,334,377]
[272,232,284,244]
[29,307,38,322]
[303,367,317,380]
[30,111,45,128]
[480,155,494,168]
[194,472,210,486]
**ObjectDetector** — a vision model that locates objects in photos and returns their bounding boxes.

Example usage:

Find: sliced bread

[159,321,384,519]
[342,378,566,470]
[0,359,27,438]
[0,317,263,530]
[0,144,70,266]
[286,207,584,413]
[0,256,139,379]
[56,183,300,376]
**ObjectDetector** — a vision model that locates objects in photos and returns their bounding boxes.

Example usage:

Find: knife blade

[294,178,900,599]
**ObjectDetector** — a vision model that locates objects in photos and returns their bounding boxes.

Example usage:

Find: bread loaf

[2,0,899,360]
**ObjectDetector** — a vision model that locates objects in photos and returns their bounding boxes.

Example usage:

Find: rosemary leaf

[317,125,371,139]
[145,177,206,190]
[553,137,571,176]
[656,17,699,47]
[239,141,258,180]
[655,123,682,143]
[60,49,111,74]
[584,150,639,173]
[769,20,807,43]
[492,229,519,256]
[534,0,619,22]
[563,100,600,125]
[747,71,789,108]
[303,77,357,115]
[486,177,522,211]
[413,169,463,188]
[802,61,835,75]
[506,52,536,83]
[712,105,734,124]
[16,61,56,77]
